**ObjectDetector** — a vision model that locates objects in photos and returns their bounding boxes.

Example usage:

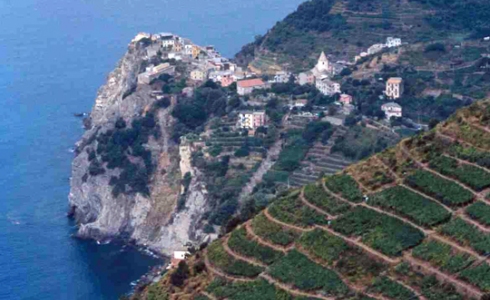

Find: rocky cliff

[69,37,211,255]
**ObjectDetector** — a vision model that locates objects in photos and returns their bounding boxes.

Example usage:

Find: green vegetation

[298,229,348,265]
[251,213,299,246]
[303,184,351,215]
[405,170,474,207]
[95,114,160,197]
[207,241,264,277]
[459,263,490,292]
[394,263,465,300]
[268,250,349,295]
[268,194,329,228]
[439,218,490,255]
[466,202,490,226]
[428,156,490,191]
[369,186,451,227]
[324,174,363,203]
[227,228,283,265]
[207,278,297,300]
[332,125,397,161]
[332,207,424,257]
[412,240,475,274]
[369,277,417,300]
[447,143,490,170]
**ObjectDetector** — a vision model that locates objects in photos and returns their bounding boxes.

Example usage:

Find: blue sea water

[0,1,303,299]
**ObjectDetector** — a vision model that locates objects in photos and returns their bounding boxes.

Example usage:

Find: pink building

[220,74,235,87]
[340,94,353,105]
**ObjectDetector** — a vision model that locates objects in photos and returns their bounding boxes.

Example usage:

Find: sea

[0,0,303,299]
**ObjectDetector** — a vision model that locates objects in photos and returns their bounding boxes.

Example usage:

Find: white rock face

[69,39,211,256]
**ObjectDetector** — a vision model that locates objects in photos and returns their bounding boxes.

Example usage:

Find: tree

[170,261,189,287]
[340,68,352,77]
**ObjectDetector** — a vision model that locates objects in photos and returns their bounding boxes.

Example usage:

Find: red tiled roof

[237,78,265,88]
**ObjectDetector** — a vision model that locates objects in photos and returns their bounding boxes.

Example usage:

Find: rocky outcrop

[69,36,210,255]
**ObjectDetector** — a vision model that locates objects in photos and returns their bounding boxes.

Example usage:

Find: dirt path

[263,208,314,232]
[300,187,336,219]
[238,138,283,202]
[430,234,487,261]
[321,180,355,206]
[458,213,490,234]
[403,253,483,299]
[387,276,426,300]
[222,235,267,268]
[245,221,293,253]
[461,116,490,135]
[259,274,337,300]
[203,249,255,283]
[444,153,490,173]
[200,292,218,300]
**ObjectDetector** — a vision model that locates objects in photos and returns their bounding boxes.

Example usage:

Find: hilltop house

[316,77,341,96]
[298,71,315,86]
[386,77,404,99]
[237,78,267,95]
[161,34,175,48]
[381,102,402,120]
[138,63,176,85]
[166,250,191,270]
[272,71,291,83]
[339,94,353,105]
[386,37,402,48]
[236,111,268,131]
[190,69,207,81]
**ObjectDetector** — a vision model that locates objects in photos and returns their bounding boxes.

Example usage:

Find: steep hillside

[133,100,490,300]
[236,0,490,72]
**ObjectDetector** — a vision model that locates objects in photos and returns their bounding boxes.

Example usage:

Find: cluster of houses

[355,37,402,62]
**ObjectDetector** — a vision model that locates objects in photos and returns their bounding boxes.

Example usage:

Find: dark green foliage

[324,174,363,203]
[369,186,451,227]
[459,263,490,292]
[234,146,250,157]
[439,218,490,255]
[88,159,105,176]
[268,194,329,227]
[182,172,192,191]
[303,184,351,215]
[154,97,171,109]
[369,277,416,300]
[447,144,490,169]
[425,43,446,53]
[252,213,300,246]
[428,156,490,191]
[207,241,263,277]
[298,229,348,264]
[268,250,349,294]
[302,122,333,144]
[413,240,475,274]
[206,278,296,300]
[228,228,283,265]
[170,261,189,287]
[405,170,474,207]
[466,202,490,226]
[332,206,424,257]
[95,114,159,196]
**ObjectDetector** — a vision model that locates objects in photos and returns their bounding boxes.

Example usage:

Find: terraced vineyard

[136,102,490,300]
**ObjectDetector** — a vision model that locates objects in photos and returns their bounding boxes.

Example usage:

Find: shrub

[268,194,329,228]
[269,250,349,294]
[303,184,351,215]
[170,261,189,287]
[228,228,283,265]
[207,278,293,300]
[369,277,416,300]
[439,218,490,255]
[405,170,474,206]
[324,174,363,203]
[466,202,490,226]
[298,229,348,264]
[412,240,475,274]
[332,207,424,257]
[369,186,451,227]
[429,156,490,191]
[251,213,300,246]
[207,241,263,277]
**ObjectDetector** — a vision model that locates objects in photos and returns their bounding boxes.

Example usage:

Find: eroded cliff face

[69,39,210,255]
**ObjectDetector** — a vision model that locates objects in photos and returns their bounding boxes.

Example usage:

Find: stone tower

[315,51,330,73]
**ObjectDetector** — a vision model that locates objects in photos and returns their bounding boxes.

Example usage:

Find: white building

[386,37,402,48]
[237,78,267,96]
[190,69,207,81]
[386,77,404,99]
[298,71,315,86]
[161,34,175,48]
[272,71,291,83]
[367,43,386,55]
[138,63,176,85]
[236,111,268,130]
[381,102,402,120]
[315,77,341,96]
